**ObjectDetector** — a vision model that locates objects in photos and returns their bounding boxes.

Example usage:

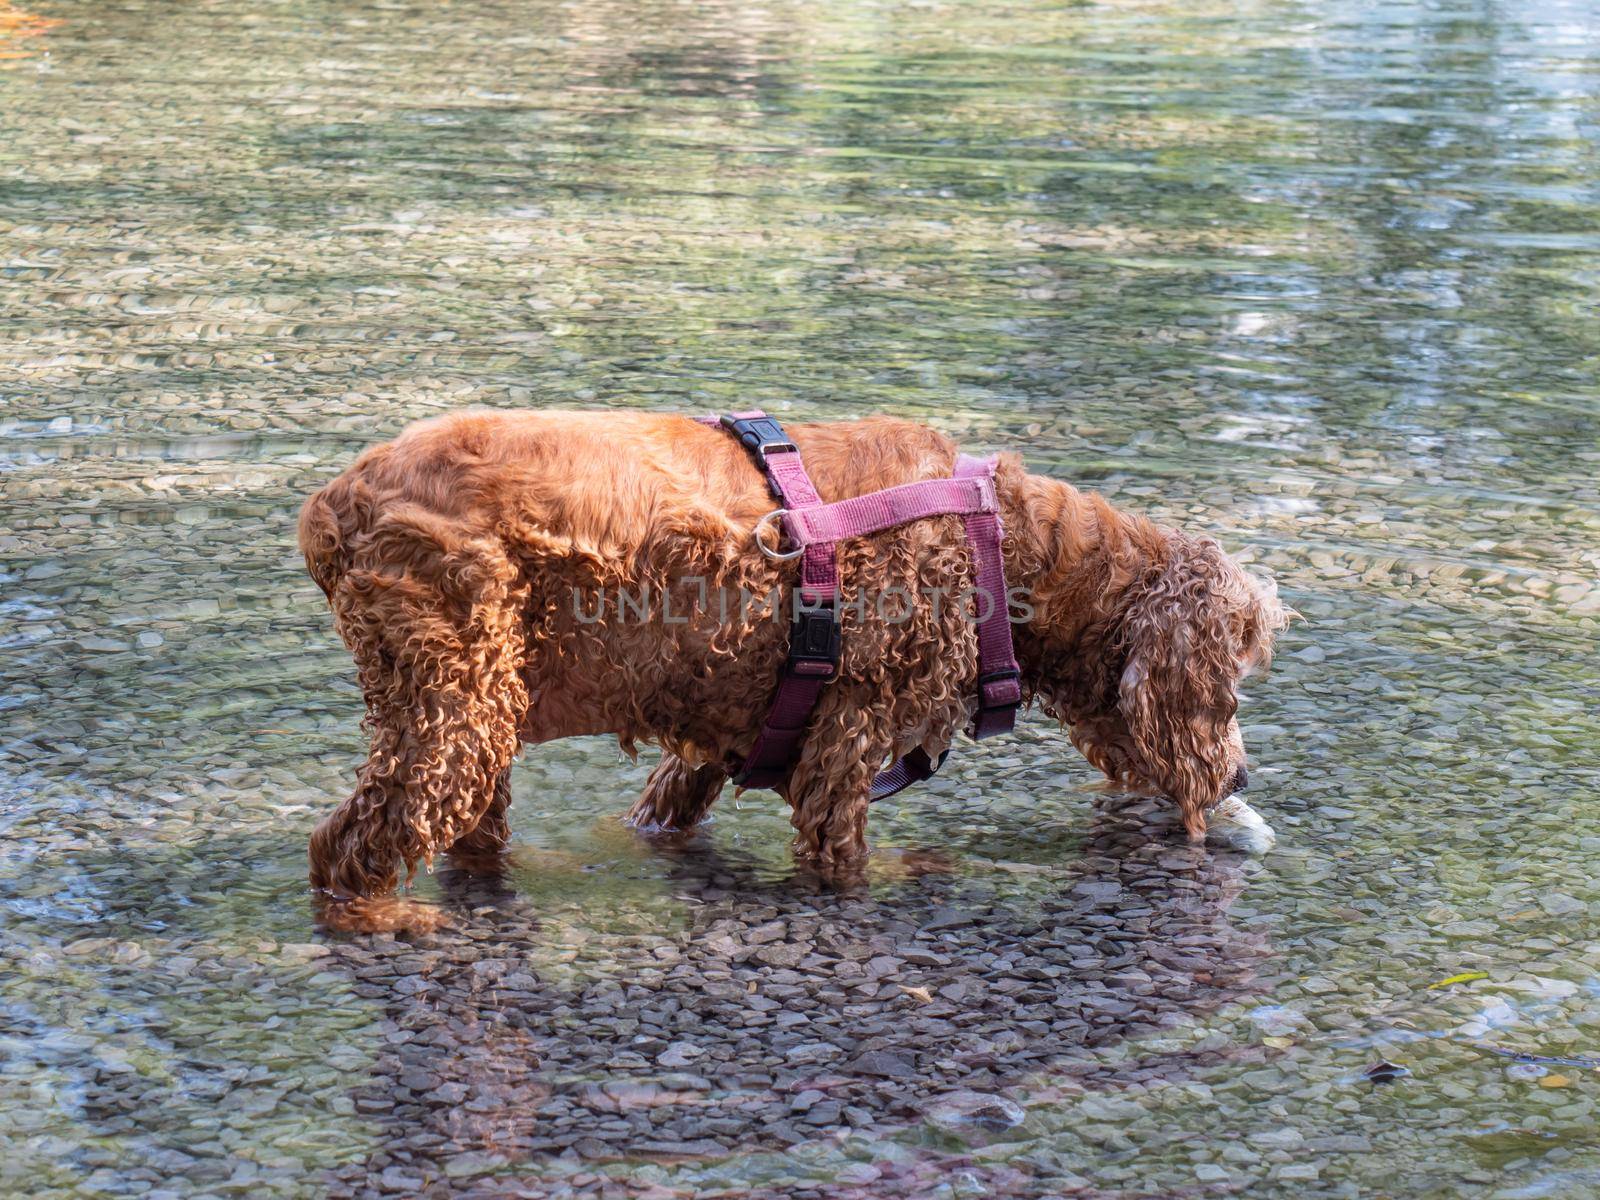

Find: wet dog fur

[299,410,1288,898]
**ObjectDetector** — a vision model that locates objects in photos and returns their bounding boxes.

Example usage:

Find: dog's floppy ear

[1117,537,1278,839]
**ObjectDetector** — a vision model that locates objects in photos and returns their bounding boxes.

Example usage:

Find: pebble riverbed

[2,0,1599,1195]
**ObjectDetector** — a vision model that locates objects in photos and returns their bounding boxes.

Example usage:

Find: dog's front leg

[781,693,897,871]
[626,754,727,832]
[448,767,514,856]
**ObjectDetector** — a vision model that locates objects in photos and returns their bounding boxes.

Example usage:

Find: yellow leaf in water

[1427,971,1488,989]
[1263,1036,1294,1049]
[0,0,63,58]
[1540,1075,1572,1089]
[899,986,932,1004]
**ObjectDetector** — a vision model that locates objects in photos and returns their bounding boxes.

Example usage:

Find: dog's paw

[1206,795,1276,855]
[314,893,452,935]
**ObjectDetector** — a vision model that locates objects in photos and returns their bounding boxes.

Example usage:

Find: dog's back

[299,409,961,600]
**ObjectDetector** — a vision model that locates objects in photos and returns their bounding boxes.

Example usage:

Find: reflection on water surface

[1,0,1598,1194]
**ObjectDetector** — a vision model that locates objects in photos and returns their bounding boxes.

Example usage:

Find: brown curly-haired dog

[299,410,1288,898]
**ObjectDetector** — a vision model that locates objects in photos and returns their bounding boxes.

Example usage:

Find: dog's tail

[299,466,372,602]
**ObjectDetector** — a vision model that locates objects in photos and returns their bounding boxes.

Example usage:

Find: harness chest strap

[703,411,1022,797]
[706,412,843,789]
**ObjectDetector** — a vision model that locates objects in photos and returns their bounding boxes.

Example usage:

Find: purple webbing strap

[704,412,1020,794]
[763,452,839,606]
[780,475,998,550]
[709,411,840,788]
[868,746,946,802]
[868,454,1020,801]
[951,453,1022,740]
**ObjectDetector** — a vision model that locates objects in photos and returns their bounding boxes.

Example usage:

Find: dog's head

[1030,525,1289,838]
[1114,536,1288,827]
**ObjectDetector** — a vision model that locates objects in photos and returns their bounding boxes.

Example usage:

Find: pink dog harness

[703,412,1022,800]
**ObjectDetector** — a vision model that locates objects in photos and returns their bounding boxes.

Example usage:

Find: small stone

[1540,893,1585,917]
[656,1042,704,1068]
[430,1082,468,1104]
[924,1090,1026,1132]
[920,908,977,931]
[637,1139,725,1158]
[443,1152,504,1178]
[379,1167,423,1190]
[838,1164,881,1184]
[849,1050,916,1078]
[754,943,806,968]
[802,1100,844,1125]
[64,938,115,956]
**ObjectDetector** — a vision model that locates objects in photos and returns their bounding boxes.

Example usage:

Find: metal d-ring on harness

[704,411,1023,802]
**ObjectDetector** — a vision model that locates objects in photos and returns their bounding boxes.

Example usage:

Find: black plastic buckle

[720,413,798,471]
[977,667,1022,710]
[787,603,841,679]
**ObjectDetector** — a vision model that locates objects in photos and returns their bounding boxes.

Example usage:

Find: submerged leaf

[1427,972,1484,992]
[1364,1061,1411,1084]
[1428,971,1489,989]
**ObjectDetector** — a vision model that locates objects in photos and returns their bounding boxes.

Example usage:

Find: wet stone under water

[2,0,1599,1195]
[318,799,1271,1198]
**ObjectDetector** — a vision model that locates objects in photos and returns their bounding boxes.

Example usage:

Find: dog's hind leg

[626,754,726,832]
[309,537,528,898]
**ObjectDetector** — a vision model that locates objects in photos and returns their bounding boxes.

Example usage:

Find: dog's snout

[1229,764,1249,795]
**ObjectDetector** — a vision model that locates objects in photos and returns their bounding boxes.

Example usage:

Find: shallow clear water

[3,0,1599,1195]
